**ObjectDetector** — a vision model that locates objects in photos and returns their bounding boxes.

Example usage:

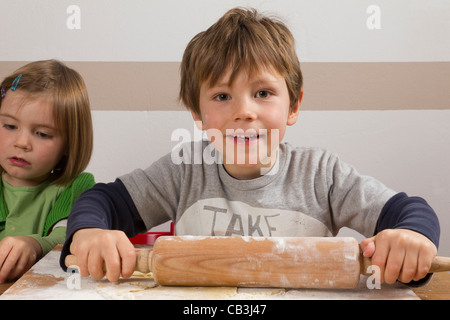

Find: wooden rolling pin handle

[135,249,153,273]
[64,249,153,274]
[64,254,79,269]
[430,256,450,273]
[359,254,450,275]
[359,255,373,276]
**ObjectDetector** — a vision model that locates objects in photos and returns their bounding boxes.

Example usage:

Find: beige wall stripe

[1,61,449,111]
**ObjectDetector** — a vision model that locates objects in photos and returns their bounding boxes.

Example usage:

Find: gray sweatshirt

[119,141,396,238]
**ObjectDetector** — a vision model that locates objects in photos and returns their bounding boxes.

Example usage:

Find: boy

[60,8,439,285]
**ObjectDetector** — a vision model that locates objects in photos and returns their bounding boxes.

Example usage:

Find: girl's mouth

[9,157,31,167]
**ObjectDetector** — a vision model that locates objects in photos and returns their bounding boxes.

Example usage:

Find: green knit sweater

[0,172,95,255]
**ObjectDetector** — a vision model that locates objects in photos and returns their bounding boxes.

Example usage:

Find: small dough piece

[131,271,153,278]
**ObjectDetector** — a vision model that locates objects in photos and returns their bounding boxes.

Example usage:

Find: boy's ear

[287,89,303,126]
[190,109,205,130]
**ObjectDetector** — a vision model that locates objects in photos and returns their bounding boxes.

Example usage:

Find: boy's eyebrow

[206,78,278,92]
[207,76,282,90]
[208,81,229,89]
[250,78,281,86]
[0,112,57,131]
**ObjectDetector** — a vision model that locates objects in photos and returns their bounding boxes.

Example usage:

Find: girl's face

[0,90,66,186]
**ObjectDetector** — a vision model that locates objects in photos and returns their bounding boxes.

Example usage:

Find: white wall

[1,0,448,255]
[1,0,449,62]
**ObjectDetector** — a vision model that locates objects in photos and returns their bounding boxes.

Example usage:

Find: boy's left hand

[360,229,437,284]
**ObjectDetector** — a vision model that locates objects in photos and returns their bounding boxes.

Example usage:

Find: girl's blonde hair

[0,59,93,186]
[179,7,303,116]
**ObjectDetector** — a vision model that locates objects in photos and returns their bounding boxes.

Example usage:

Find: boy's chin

[223,155,269,167]
[223,157,275,177]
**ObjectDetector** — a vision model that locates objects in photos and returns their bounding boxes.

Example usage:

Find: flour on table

[95,278,237,300]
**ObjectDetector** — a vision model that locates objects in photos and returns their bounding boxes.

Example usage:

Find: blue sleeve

[59,179,147,271]
[376,192,440,248]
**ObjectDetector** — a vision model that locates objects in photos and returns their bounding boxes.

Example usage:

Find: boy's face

[193,67,301,179]
[0,90,66,186]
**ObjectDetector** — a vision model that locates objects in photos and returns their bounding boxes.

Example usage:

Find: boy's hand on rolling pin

[70,228,136,282]
[360,229,437,284]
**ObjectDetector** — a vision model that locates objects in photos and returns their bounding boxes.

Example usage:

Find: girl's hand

[0,236,42,283]
[360,229,437,284]
[69,228,136,282]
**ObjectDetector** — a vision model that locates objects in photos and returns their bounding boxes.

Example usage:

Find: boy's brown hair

[0,59,93,186]
[179,7,303,116]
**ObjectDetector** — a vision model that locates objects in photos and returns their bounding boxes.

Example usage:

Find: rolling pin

[65,236,450,289]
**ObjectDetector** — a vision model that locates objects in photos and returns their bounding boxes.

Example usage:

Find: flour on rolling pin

[66,235,450,290]
[151,236,361,289]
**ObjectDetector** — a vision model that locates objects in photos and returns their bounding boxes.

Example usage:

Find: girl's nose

[14,132,32,151]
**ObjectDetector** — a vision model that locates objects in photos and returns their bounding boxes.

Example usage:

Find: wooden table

[412,272,450,300]
[0,245,449,300]
[0,282,13,295]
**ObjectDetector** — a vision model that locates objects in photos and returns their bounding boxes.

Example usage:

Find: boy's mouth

[227,133,263,146]
[230,133,260,142]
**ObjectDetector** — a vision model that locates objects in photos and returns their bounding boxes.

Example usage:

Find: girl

[0,60,95,282]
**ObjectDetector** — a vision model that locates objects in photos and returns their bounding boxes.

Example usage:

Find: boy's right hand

[69,228,136,282]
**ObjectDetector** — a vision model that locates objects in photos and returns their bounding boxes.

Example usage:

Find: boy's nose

[232,99,257,122]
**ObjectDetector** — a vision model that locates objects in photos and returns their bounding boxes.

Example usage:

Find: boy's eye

[214,93,230,101]
[255,90,270,98]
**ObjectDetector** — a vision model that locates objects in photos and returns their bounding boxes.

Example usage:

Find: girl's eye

[2,124,16,130]
[214,93,230,101]
[255,90,271,98]
[36,131,51,139]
